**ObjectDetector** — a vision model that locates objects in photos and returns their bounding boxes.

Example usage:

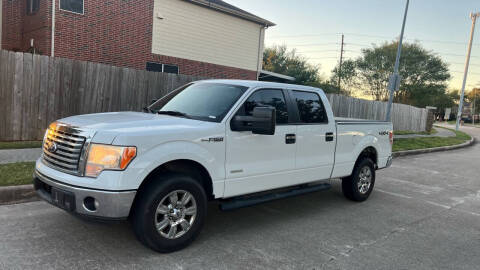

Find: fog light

[83,197,98,212]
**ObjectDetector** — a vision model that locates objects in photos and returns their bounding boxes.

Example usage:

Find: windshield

[149,83,248,122]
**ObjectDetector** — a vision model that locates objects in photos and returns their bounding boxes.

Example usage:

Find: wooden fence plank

[12,53,24,140]
[0,51,8,140]
[31,54,42,140]
[37,55,50,139]
[46,55,56,128]
[61,58,73,118]
[21,53,33,140]
[70,59,87,116]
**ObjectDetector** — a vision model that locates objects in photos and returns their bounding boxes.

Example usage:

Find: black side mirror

[231,107,276,135]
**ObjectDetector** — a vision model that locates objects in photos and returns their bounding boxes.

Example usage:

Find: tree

[263,45,346,95]
[330,59,357,96]
[354,42,451,104]
[263,45,320,86]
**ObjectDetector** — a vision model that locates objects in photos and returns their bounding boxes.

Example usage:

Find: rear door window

[292,91,328,124]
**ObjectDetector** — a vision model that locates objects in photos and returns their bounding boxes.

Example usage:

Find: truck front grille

[42,128,86,175]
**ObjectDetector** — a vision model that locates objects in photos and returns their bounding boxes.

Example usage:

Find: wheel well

[356,147,378,169]
[129,159,214,218]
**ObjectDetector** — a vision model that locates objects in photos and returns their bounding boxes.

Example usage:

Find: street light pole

[456,12,480,131]
[386,0,410,122]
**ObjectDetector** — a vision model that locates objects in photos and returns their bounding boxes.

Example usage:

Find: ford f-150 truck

[34,80,393,252]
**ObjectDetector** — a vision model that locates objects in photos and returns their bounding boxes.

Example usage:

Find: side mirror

[231,106,276,135]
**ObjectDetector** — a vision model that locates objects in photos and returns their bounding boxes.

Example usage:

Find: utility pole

[456,12,480,131]
[338,34,345,93]
[385,0,410,122]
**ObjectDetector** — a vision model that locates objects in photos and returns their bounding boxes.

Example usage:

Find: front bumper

[34,170,136,220]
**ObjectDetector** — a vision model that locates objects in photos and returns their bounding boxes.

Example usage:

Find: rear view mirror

[231,107,276,135]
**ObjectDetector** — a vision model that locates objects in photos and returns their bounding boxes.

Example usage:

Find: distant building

[1,0,274,79]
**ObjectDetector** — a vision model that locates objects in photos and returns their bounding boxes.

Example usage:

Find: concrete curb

[393,136,475,158]
[0,184,38,205]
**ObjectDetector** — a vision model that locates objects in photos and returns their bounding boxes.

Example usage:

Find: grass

[0,162,36,187]
[393,127,471,152]
[394,129,438,136]
[0,141,42,150]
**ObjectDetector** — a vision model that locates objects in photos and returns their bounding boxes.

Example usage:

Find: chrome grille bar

[42,123,88,175]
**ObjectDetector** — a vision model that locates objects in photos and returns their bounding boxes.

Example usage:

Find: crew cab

[33,80,393,252]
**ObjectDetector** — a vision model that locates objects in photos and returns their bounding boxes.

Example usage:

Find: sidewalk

[0,148,42,164]
[394,127,455,139]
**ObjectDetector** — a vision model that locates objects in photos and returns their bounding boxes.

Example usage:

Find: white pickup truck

[34,80,393,252]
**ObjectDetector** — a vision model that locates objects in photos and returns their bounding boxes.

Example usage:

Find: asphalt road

[1,125,479,270]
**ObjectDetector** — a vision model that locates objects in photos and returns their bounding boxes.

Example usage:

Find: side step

[219,182,332,211]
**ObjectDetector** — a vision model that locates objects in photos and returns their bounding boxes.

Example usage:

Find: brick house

[1,0,274,79]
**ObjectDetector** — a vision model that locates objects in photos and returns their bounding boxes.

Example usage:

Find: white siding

[152,0,264,71]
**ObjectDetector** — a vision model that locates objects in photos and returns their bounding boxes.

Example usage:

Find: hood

[58,112,215,144]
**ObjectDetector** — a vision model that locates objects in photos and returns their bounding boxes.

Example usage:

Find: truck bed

[331,118,393,179]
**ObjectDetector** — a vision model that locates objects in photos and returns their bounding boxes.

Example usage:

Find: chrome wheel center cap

[172,208,181,219]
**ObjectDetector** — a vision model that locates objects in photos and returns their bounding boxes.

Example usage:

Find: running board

[219,183,332,211]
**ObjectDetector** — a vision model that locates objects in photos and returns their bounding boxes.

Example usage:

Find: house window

[146,62,179,74]
[60,0,84,14]
[26,0,40,15]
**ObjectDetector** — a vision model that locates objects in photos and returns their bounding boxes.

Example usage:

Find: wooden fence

[0,50,429,141]
[0,50,205,141]
[326,94,429,132]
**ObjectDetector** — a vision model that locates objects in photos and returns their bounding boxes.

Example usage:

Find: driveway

[0,126,479,270]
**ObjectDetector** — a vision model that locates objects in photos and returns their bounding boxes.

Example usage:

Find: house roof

[259,70,296,83]
[184,0,275,27]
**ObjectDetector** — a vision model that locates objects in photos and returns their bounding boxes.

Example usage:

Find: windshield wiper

[157,110,191,119]
[143,107,154,113]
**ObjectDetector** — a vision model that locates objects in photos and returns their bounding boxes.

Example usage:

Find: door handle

[325,132,334,142]
[285,134,296,144]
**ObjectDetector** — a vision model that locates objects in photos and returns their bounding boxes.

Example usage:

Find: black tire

[342,158,375,202]
[132,173,207,253]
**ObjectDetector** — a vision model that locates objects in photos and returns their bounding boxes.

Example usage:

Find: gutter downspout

[256,25,266,80]
[51,0,55,56]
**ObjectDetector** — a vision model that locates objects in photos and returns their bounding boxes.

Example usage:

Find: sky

[227,0,480,93]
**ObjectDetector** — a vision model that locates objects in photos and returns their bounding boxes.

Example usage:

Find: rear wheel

[132,173,207,253]
[342,158,375,202]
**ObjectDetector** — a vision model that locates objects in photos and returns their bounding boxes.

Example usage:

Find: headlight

[85,144,137,178]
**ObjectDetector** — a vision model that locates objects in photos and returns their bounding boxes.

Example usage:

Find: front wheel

[342,158,375,202]
[132,173,207,253]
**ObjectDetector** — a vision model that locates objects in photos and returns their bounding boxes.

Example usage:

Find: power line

[449,62,480,67]
[297,49,341,53]
[451,70,480,75]
[290,42,340,47]
[338,34,345,92]
[305,57,340,60]
[269,32,480,47]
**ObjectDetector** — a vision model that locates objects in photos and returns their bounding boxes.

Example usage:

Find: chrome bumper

[34,170,136,220]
